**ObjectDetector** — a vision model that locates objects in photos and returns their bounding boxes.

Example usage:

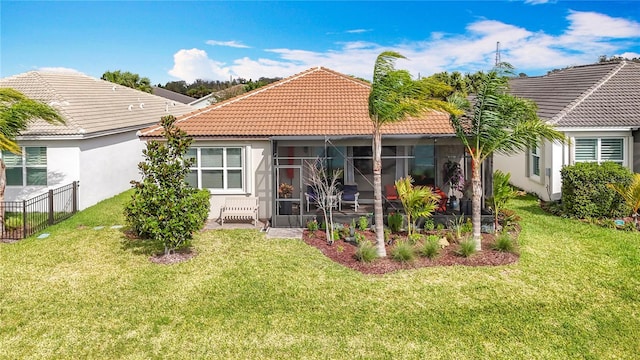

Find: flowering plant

[278,183,294,198]
[443,160,465,192]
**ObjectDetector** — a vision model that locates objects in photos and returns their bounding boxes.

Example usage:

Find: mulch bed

[303,229,519,275]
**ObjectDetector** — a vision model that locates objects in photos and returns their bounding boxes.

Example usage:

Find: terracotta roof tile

[140,67,454,138]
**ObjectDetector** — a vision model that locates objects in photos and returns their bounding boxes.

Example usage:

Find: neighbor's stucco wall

[495,129,635,201]
[4,140,80,202]
[78,131,146,210]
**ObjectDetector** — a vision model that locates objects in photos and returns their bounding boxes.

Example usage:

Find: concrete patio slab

[266,228,304,239]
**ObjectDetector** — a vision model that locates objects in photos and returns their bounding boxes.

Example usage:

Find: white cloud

[524,0,552,5]
[37,67,84,74]
[205,40,250,48]
[168,48,231,82]
[167,11,640,81]
[617,51,640,59]
[346,29,370,34]
[566,10,640,38]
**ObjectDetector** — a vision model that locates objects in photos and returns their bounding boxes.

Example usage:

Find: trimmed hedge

[560,162,632,219]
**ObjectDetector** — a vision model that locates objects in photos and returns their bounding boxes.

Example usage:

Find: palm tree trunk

[373,127,386,257]
[472,157,482,251]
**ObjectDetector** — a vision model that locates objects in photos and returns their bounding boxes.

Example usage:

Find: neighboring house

[140,67,485,227]
[0,71,193,210]
[188,85,246,109]
[494,61,640,201]
[152,86,196,104]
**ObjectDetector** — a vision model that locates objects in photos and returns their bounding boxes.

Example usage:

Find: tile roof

[140,67,453,138]
[152,86,196,104]
[0,71,193,137]
[509,61,640,127]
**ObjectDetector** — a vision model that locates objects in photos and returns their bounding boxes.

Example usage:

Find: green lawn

[1,192,639,359]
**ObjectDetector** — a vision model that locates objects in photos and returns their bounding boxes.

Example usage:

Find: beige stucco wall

[191,140,272,221]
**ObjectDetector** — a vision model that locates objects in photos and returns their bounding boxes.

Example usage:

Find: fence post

[22,200,27,239]
[48,189,54,225]
[72,181,78,213]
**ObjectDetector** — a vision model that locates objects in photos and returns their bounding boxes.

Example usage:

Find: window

[530,147,541,177]
[2,147,47,186]
[575,138,624,165]
[409,145,435,185]
[187,147,245,191]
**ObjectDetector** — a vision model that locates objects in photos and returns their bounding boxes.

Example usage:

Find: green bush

[419,236,440,259]
[306,219,319,232]
[354,241,378,263]
[423,218,435,232]
[492,232,517,253]
[357,216,369,231]
[124,115,211,255]
[456,239,476,257]
[4,215,23,231]
[561,162,632,219]
[390,241,416,263]
[387,212,403,233]
[407,233,423,245]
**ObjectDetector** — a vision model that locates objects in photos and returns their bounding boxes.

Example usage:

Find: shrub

[355,241,378,263]
[124,116,210,255]
[561,162,632,219]
[390,241,416,263]
[419,236,440,259]
[456,239,476,257]
[407,232,423,245]
[357,216,369,231]
[306,219,319,232]
[492,232,517,253]
[4,215,23,231]
[423,218,435,232]
[354,232,366,244]
[387,212,403,233]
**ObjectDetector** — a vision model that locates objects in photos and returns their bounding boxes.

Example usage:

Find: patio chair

[340,184,359,212]
[384,184,401,212]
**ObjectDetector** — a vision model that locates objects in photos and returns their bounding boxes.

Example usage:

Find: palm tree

[450,71,565,250]
[368,51,460,257]
[0,88,65,214]
[607,173,640,227]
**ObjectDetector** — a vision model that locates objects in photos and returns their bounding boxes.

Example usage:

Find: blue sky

[2,1,639,85]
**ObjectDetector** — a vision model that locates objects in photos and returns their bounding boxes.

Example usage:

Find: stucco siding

[78,131,146,210]
[190,140,272,221]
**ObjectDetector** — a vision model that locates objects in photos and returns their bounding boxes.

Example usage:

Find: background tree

[101,70,152,93]
[0,88,65,227]
[124,115,210,255]
[368,51,461,257]
[450,70,565,250]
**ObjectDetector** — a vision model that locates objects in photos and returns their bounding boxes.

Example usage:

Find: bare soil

[302,229,519,275]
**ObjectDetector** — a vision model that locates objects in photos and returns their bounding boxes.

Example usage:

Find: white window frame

[530,146,541,181]
[2,146,48,187]
[574,137,625,166]
[188,146,249,194]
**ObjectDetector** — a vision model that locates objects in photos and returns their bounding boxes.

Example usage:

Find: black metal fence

[1,181,79,240]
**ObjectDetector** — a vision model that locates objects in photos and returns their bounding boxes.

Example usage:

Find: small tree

[306,158,342,245]
[488,170,519,232]
[395,176,439,236]
[125,115,210,255]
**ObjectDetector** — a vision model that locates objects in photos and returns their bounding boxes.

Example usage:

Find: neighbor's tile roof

[140,67,453,138]
[0,71,193,137]
[152,86,196,104]
[509,61,640,127]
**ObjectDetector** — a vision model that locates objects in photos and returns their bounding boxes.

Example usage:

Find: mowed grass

[1,192,639,359]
